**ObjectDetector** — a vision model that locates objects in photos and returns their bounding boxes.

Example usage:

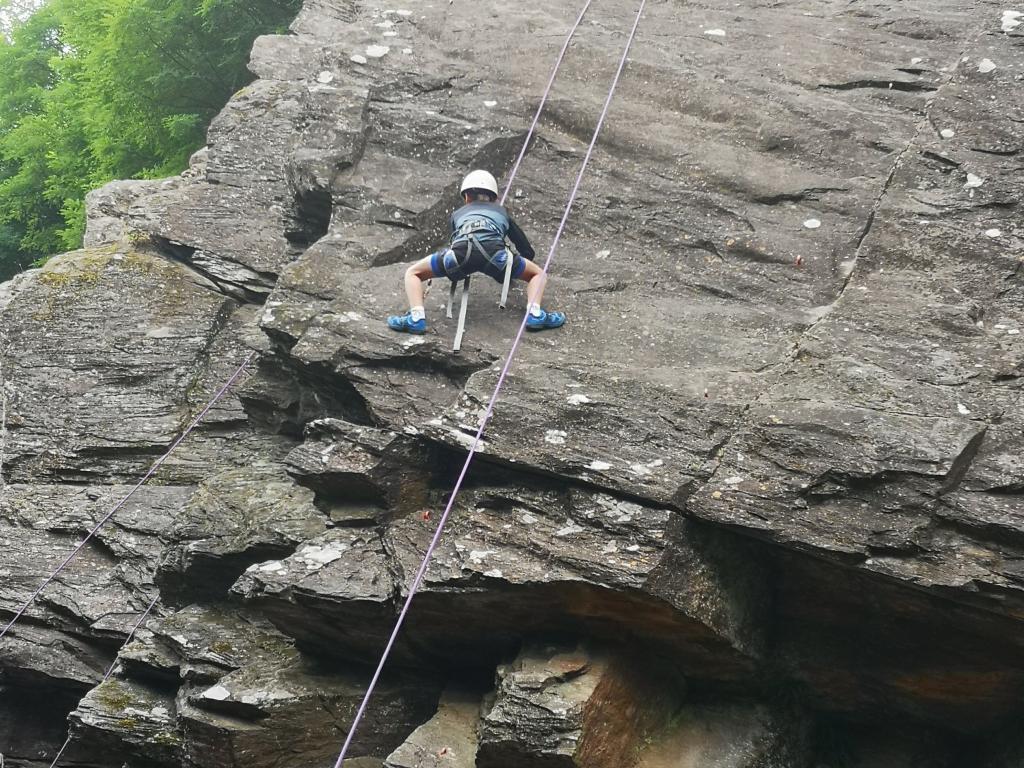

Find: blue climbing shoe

[526,309,566,332]
[387,312,426,334]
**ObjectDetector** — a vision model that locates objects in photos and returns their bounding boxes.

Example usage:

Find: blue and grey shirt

[449,202,535,260]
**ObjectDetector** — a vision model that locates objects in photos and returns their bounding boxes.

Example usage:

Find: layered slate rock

[155,463,328,602]
[633,702,806,768]
[4,0,1024,763]
[236,485,767,676]
[0,484,188,687]
[181,658,438,767]
[685,3,1024,729]
[283,418,430,517]
[66,604,441,768]
[0,247,285,486]
[0,484,181,768]
[477,644,669,768]
[423,365,742,506]
[384,689,482,768]
[0,247,232,484]
[232,528,397,659]
[71,678,183,765]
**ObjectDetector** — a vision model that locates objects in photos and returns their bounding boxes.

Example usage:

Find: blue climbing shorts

[430,243,527,283]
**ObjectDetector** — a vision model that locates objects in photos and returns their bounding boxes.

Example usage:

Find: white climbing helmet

[460,169,499,197]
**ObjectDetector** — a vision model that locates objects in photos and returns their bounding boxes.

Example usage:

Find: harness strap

[499,237,517,309]
[453,277,470,352]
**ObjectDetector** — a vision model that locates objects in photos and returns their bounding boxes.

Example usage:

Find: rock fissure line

[811,22,989,336]
[694,20,996,513]
[150,237,274,304]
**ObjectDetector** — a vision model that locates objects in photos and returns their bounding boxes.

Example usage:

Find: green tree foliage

[0,0,301,281]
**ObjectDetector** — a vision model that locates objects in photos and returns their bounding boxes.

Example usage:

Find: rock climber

[386,169,566,334]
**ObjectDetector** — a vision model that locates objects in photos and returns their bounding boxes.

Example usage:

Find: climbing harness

[332,0,648,763]
[442,230,515,351]
[0,350,258,643]
[443,0,598,352]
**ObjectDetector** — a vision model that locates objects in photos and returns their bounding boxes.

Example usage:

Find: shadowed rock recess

[1,0,1022,765]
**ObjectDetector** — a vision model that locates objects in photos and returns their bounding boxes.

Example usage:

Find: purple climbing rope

[47,591,161,768]
[497,0,595,205]
[0,350,257,641]
[332,1,648,762]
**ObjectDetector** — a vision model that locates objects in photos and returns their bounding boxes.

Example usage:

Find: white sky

[1,0,45,37]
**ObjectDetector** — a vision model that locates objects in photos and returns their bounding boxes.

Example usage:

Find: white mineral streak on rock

[544,429,568,445]
[469,549,496,563]
[567,394,592,405]
[964,173,985,188]
[555,522,585,537]
[299,541,348,566]
[203,685,231,701]
[803,218,821,229]
[259,561,284,573]
[587,460,612,471]
[366,45,390,58]
[630,463,652,477]
[1001,10,1022,32]
[704,28,726,36]
[450,429,483,450]
[940,128,955,138]
[978,58,997,73]
[911,57,923,65]
[316,71,335,84]
[483,569,504,578]
[350,54,368,64]
[521,513,538,525]
[985,228,1002,238]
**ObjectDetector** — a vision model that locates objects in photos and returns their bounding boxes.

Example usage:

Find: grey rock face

[63,604,440,768]
[384,689,481,768]
[634,702,806,768]
[3,0,1024,765]
[155,463,328,602]
[477,644,669,768]
[235,485,766,676]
